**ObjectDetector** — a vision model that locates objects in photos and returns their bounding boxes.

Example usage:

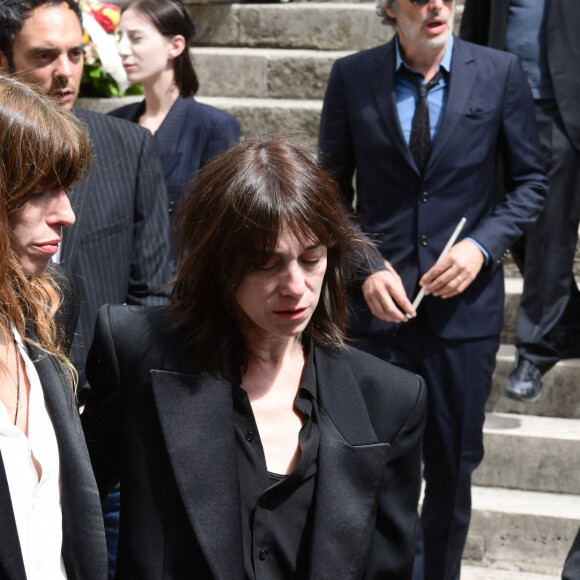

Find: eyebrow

[29,43,84,54]
[270,243,324,257]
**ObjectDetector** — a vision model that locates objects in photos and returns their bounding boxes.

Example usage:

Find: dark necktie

[405,68,443,173]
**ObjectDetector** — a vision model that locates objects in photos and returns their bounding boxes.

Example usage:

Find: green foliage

[80,61,143,98]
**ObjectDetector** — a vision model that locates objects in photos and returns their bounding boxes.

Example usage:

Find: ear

[168,35,186,60]
[0,50,10,73]
[385,0,398,21]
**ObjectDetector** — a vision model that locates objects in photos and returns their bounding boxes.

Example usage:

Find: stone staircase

[80,1,580,577]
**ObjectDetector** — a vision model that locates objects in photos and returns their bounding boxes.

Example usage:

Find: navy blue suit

[111,96,240,268]
[319,36,547,580]
[461,0,580,374]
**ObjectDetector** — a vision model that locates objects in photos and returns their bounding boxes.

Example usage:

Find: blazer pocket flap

[465,106,494,119]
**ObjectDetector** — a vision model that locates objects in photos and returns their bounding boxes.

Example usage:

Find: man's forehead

[18,3,83,44]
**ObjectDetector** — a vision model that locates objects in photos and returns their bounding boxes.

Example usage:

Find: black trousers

[352,318,499,580]
[512,99,580,372]
[563,527,580,580]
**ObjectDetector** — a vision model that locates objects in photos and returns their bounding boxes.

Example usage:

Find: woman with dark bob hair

[110,0,240,271]
[82,134,426,579]
[0,76,107,578]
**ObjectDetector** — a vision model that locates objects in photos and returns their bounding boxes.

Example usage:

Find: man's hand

[362,261,416,322]
[420,240,485,299]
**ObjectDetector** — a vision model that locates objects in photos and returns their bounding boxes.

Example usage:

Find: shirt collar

[395,33,454,76]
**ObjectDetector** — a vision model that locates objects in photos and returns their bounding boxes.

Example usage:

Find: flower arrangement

[80,0,142,98]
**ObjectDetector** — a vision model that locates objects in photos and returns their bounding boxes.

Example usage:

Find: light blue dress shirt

[394,34,453,145]
[394,35,489,263]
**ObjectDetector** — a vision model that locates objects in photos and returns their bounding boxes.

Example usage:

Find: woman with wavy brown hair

[0,76,107,580]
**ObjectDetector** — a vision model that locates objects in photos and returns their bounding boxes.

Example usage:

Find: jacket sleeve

[127,131,172,305]
[319,61,386,274]
[467,56,548,261]
[82,305,122,500]
[365,375,426,579]
[319,60,357,209]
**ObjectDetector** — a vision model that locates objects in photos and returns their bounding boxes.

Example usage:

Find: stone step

[474,413,580,495]
[189,3,395,51]
[464,485,579,576]
[78,96,324,136]
[194,47,351,99]
[461,564,559,580]
[489,345,580,419]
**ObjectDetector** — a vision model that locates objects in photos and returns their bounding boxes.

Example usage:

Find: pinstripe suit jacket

[63,108,171,391]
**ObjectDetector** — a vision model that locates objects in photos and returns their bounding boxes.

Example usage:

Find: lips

[35,240,61,255]
[51,89,74,103]
[273,307,309,320]
[425,16,447,33]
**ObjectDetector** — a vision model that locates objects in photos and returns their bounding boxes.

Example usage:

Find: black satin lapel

[428,40,477,170]
[306,348,390,578]
[308,410,391,579]
[30,347,108,576]
[0,454,27,580]
[29,346,83,451]
[313,347,378,444]
[28,345,108,579]
[370,42,418,171]
[151,370,245,580]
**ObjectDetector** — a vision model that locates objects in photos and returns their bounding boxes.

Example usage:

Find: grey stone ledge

[474,412,580,495]
[193,47,352,99]
[190,3,395,51]
[467,486,579,575]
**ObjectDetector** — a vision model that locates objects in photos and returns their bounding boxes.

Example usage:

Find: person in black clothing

[82,134,426,579]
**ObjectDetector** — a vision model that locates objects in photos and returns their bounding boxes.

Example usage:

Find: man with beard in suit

[319,0,548,577]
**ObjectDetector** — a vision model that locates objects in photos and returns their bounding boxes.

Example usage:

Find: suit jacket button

[420,235,429,246]
[259,550,268,561]
[421,192,429,203]
[168,201,176,214]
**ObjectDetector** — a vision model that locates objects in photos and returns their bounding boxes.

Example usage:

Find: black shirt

[232,345,320,580]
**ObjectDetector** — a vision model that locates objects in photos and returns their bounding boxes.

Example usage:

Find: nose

[54,54,72,80]
[49,190,76,228]
[118,34,130,57]
[279,262,307,297]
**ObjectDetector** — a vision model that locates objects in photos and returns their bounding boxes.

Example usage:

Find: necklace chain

[13,336,20,426]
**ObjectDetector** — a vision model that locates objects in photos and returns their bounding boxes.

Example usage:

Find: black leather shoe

[505,357,543,402]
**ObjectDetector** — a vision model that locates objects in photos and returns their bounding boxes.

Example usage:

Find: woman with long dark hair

[83,134,426,579]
